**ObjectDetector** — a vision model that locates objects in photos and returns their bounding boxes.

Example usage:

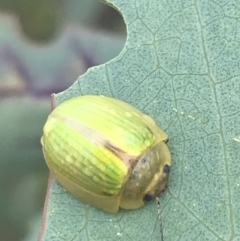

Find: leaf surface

[40,1,240,240]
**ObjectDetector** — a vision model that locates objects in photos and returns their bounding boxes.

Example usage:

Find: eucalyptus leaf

[40,0,240,240]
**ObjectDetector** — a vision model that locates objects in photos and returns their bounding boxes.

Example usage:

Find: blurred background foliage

[0,0,125,42]
[0,0,126,240]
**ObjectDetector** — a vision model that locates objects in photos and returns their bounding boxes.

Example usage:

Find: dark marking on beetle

[102,191,115,196]
[51,111,139,169]
[143,193,153,202]
[129,159,138,168]
[104,142,123,155]
[130,170,138,179]
[146,125,154,135]
[163,165,170,174]
[141,156,147,163]
[104,141,138,168]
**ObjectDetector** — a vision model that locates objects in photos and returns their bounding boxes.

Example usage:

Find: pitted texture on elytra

[43,117,127,195]
[52,95,155,156]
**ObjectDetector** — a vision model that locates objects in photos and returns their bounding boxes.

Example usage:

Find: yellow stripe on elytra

[43,119,128,194]
[54,97,154,156]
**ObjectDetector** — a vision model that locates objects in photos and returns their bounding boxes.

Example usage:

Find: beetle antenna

[156,197,164,241]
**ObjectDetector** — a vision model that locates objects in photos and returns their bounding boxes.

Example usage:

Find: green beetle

[41,95,171,213]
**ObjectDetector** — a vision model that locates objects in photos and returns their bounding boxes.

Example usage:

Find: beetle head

[120,141,171,210]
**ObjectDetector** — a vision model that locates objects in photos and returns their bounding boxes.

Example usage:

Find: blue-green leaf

[40,0,240,240]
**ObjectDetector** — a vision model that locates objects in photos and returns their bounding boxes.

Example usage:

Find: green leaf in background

[40,0,240,240]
